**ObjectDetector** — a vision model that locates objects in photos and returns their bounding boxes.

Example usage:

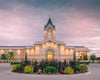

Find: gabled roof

[34,39,65,45]
[0,46,34,48]
[66,46,84,48]
[45,18,55,28]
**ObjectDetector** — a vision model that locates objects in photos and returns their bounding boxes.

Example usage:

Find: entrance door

[46,50,54,61]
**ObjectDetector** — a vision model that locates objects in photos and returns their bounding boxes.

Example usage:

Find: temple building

[0,16,90,61]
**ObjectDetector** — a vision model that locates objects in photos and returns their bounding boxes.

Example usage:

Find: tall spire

[45,14,55,28]
[49,14,51,18]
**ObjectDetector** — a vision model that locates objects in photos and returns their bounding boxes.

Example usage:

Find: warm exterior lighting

[27,49,29,53]
[55,44,57,46]
[70,49,73,52]
[53,31,55,36]
[76,52,78,56]
[1,49,3,54]
[31,49,34,52]
[80,51,82,53]
[66,49,68,52]
[9,49,12,52]
[43,44,45,46]
[47,54,53,60]
[87,52,90,56]
[44,30,46,33]
[46,42,48,45]
[17,49,20,55]
[51,42,54,45]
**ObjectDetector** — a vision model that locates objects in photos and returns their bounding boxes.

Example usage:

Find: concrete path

[0,63,100,80]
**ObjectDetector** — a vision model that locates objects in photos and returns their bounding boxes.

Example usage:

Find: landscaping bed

[12,60,88,75]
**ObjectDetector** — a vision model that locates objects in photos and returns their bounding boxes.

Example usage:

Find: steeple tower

[44,15,56,40]
[49,14,51,18]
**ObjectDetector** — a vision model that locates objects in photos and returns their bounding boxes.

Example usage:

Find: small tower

[44,15,56,40]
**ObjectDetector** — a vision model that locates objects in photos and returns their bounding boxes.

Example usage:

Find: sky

[0,0,100,56]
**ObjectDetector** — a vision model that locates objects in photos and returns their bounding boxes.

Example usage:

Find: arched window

[48,29,52,38]
[46,50,54,61]
[21,53,25,62]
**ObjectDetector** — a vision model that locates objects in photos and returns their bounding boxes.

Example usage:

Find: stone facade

[0,16,90,61]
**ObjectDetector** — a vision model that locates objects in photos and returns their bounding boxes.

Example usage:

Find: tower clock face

[48,29,52,38]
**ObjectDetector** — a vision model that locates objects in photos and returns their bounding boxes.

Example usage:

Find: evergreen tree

[90,54,97,63]
[73,52,76,66]
[1,54,7,60]
[25,53,27,61]
[83,54,88,60]
[8,52,14,62]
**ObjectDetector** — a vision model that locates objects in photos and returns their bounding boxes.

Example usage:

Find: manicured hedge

[79,62,90,65]
[11,62,21,65]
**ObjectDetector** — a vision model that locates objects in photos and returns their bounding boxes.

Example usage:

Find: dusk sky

[0,0,100,56]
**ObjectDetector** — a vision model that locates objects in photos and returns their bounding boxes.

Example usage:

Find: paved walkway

[0,64,100,80]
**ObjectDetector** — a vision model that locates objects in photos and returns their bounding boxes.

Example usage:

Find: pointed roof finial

[49,14,51,18]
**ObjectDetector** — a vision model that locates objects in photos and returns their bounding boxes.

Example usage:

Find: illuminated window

[70,49,73,52]
[27,49,29,53]
[17,49,20,55]
[31,49,34,52]
[46,50,54,61]
[1,49,3,54]
[21,54,25,61]
[51,42,54,45]
[66,49,68,52]
[9,49,12,52]
[76,52,78,56]
[55,44,57,46]
[13,54,17,61]
[48,29,52,38]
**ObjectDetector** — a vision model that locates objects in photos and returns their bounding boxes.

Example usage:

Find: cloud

[0,0,100,55]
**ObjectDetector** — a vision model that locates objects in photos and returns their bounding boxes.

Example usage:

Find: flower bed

[12,60,88,75]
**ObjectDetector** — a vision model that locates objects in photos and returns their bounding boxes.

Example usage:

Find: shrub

[24,65,34,74]
[79,62,89,65]
[12,65,18,70]
[74,66,83,72]
[80,65,88,72]
[11,62,21,65]
[45,66,57,73]
[16,65,24,71]
[1,54,7,60]
[64,66,74,74]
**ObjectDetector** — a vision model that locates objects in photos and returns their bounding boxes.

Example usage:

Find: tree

[1,54,7,60]
[90,54,97,62]
[73,52,76,67]
[83,54,88,60]
[25,53,27,61]
[8,52,14,62]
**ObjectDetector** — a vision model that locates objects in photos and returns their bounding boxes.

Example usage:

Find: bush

[12,65,18,70]
[1,54,7,60]
[45,66,57,73]
[11,62,21,65]
[24,65,34,74]
[74,66,83,72]
[79,62,89,65]
[64,66,74,74]
[16,65,24,71]
[80,65,88,72]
